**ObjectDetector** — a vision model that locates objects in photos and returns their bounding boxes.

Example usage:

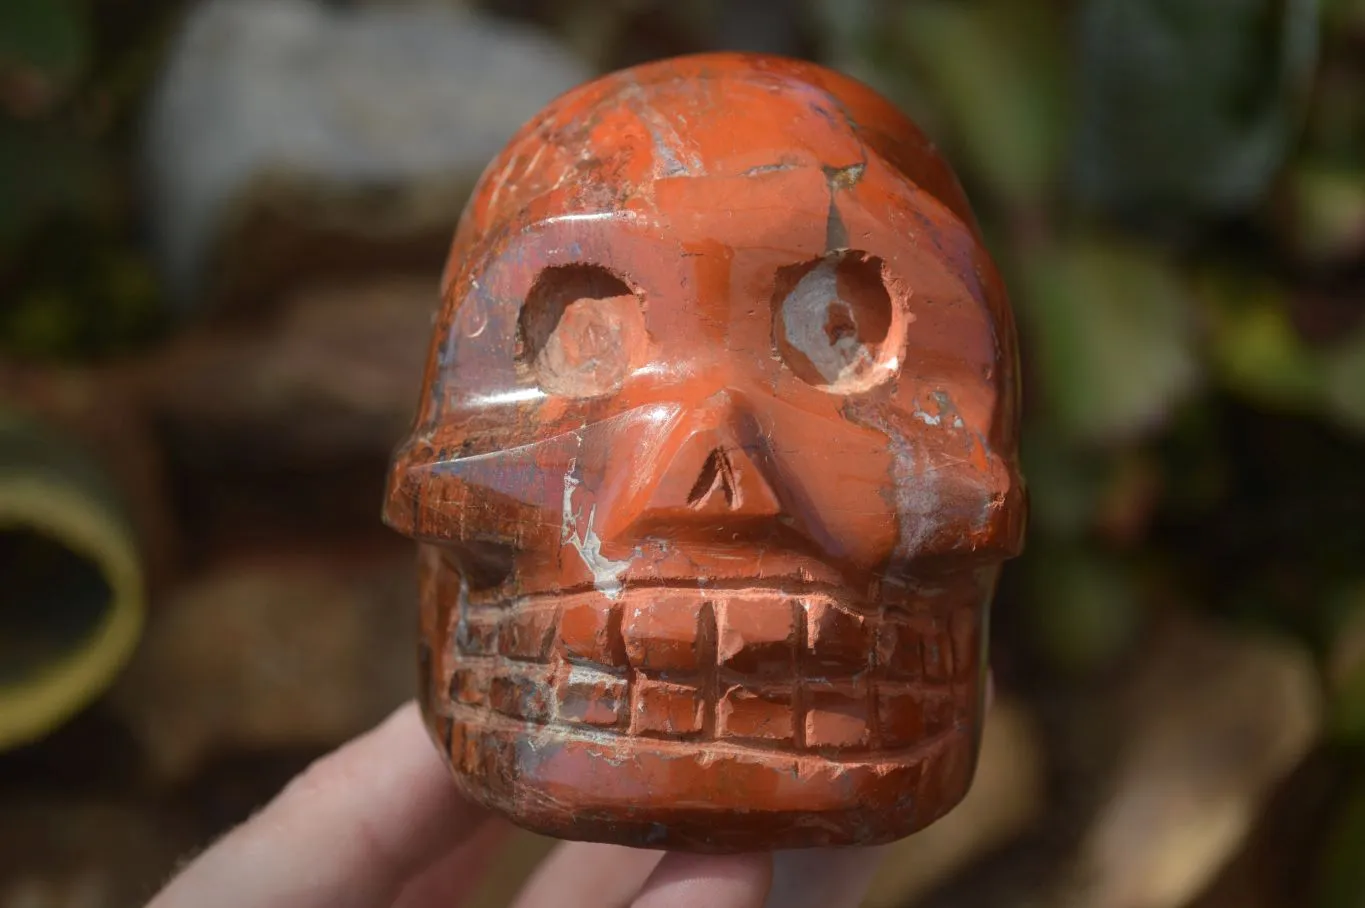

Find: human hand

[146,701,887,908]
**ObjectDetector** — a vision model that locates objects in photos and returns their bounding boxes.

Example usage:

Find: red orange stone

[383,52,1024,851]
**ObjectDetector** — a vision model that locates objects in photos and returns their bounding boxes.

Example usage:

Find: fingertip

[631,852,774,908]
[150,700,486,908]
[512,840,663,908]
[763,847,887,908]
[394,817,513,908]
[275,700,436,806]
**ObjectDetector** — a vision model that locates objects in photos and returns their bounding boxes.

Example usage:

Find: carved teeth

[556,664,626,727]
[717,684,794,744]
[558,598,627,667]
[803,600,871,670]
[621,594,703,671]
[876,683,956,749]
[632,678,706,736]
[448,588,972,752]
[804,680,871,749]
[714,596,796,675]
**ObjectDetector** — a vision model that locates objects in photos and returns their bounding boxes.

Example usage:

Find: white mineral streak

[622,83,704,179]
[858,410,943,562]
[561,469,630,598]
[141,0,589,305]
[781,260,874,384]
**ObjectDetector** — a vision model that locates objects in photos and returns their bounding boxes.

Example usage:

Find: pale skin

[148,677,993,908]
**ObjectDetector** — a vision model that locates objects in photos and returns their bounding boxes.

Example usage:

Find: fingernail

[763,846,887,908]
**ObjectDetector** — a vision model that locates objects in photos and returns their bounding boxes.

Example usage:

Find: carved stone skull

[383,52,1025,852]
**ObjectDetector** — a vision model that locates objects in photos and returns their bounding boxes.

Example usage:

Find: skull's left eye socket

[517,264,646,398]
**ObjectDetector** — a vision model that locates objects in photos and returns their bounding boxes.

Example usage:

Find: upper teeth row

[456,591,969,683]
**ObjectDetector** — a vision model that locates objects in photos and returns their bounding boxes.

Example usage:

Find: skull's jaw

[421,702,980,852]
[413,557,991,849]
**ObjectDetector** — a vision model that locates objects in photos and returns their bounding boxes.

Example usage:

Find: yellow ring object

[0,415,146,751]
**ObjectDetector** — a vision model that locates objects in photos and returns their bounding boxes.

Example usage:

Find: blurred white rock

[141,0,590,312]
[108,549,417,783]
[862,697,1046,908]
[1055,616,1322,908]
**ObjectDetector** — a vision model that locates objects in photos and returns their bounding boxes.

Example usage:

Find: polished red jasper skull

[383,52,1025,852]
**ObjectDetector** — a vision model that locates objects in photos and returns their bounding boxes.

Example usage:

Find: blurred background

[1,0,1363,905]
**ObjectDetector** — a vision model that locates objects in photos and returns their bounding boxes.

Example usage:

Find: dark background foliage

[1,0,1362,905]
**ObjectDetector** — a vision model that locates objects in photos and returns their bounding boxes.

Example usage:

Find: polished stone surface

[383,52,1025,851]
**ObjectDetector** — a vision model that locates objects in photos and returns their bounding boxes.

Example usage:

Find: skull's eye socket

[773,252,900,393]
[517,264,645,399]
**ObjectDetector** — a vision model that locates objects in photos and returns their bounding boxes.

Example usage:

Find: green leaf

[1323,0,1365,36]
[0,118,110,246]
[0,0,88,79]
[1283,163,1365,265]
[1200,272,1327,412]
[1022,427,1165,544]
[1017,235,1201,445]
[1071,0,1321,218]
[1020,426,1111,539]
[808,0,878,57]
[1333,661,1365,744]
[1326,582,1365,745]
[1302,62,1365,166]
[0,208,167,359]
[894,0,1069,207]
[806,0,958,155]
[1024,544,1143,675]
[1316,775,1365,908]
[1323,325,1365,434]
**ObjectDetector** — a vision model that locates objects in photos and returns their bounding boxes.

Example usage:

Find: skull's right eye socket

[517,264,645,399]
[772,251,902,394]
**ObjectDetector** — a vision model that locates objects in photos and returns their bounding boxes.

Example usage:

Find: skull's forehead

[423,54,1020,452]
[458,54,976,242]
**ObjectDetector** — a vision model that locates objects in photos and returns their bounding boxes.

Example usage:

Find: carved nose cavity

[644,430,782,524]
[686,447,755,514]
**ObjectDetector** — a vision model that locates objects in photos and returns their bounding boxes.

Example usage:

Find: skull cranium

[383,52,1025,852]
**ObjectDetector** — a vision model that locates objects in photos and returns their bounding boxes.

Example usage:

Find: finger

[149,702,489,908]
[512,841,664,908]
[394,818,513,908]
[762,847,886,908]
[755,669,991,907]
[502,666,990,908]
[630,853,773,908]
